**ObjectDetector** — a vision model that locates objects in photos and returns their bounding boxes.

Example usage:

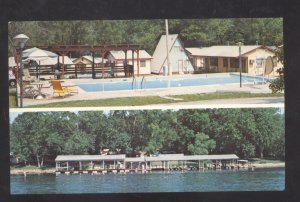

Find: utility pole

[165,19,171,76]
[237,42,243,88]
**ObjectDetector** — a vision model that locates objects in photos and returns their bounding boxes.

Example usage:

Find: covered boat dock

[55,154,239,174]
[55,154,126,174]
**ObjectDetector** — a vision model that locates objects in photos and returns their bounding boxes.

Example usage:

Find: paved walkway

[19,75,282,107]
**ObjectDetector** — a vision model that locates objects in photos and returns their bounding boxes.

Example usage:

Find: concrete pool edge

[19,81,283,107]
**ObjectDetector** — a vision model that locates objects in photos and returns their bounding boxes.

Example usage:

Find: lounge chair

[23,85,39,99]
[16,81,39,99]
[23,68,35,84]
[51,80,78,97]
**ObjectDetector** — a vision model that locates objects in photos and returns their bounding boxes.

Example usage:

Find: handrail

[132,76,136,90]
[132,76,138,90]
[141,76,145,89]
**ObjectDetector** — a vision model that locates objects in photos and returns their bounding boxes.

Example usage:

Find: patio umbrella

[22,47,58,79]
[22,47,58,59]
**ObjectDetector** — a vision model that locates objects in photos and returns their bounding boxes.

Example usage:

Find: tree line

[10,108,285,167]
[8,18,283,57]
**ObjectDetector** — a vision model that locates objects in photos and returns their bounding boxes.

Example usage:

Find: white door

[178,60,183,74]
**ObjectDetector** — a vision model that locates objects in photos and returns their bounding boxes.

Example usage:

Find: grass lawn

[248,158,284,164]
[10,164,55,171]
[26,92,284,108]
[9,88,17,108]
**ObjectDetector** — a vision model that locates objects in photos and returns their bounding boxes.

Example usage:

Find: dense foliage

[10,108,285,167]
[269,46,284,93]
[8,18,283,57]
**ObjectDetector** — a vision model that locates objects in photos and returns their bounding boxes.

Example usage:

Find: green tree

[269,46,284,93]
[250,108,284,158]
[187,132,216,155]
[10,112,54,167]
[63,130,95,155]
[77,111,106,154]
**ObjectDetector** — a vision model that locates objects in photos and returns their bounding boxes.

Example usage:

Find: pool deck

[19,73,282,107]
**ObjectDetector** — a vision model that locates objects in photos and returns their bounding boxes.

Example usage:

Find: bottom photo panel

[10,107,285,194]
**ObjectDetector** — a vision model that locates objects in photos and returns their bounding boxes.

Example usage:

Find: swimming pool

[77,74,270,92]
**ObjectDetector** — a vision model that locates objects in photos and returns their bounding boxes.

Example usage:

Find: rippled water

[11,168,284,194]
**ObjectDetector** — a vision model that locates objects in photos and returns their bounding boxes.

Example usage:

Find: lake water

[11,168,284,194]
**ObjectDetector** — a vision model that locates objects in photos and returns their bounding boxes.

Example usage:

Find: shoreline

[250,162,285,168]
[10,162,285,175]
[10,169,56,175]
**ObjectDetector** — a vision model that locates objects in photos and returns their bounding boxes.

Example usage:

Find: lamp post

[14,34,29,108]
[237,42,243,88]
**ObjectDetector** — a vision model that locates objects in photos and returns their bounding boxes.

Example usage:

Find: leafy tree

[249,108,284,158]
[10,112,51,167]
[77,111,106,154]
[10,108,284,167]
[177,109,211,134]
[63,130,95,155]
[8,18,283,57]
[269,46,284,93]
[187,132,216,155]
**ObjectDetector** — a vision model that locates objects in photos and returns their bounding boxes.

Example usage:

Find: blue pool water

[77,74,269,92]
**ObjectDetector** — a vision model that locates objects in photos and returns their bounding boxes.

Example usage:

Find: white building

[151,34,194,75]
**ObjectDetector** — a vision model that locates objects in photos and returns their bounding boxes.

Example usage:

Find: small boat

[237,160,249,169]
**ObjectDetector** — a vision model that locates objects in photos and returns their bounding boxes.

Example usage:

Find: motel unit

[186,45,282,76]
[106,50,152,76]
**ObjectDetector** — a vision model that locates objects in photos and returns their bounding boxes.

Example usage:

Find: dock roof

[55,154,239,162]
[145,154,238,162]
[55,155,126,162]
[125,157,146,162]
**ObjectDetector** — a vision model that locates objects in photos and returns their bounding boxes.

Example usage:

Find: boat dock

[55,154,243,174]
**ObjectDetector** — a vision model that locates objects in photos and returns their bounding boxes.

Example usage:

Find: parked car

[9,70,17,87]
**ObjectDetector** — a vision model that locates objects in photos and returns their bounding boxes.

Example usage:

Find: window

[223,58,228,68]
[204,58,209,68]
[230,58,246,71]
[210,57,218,67]
[256,58,264,68]
[140,60,146,68]
[230,58,239,68]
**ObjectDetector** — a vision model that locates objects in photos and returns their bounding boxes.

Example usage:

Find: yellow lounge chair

[51,80,78,97]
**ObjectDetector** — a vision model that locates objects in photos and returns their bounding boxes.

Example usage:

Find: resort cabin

[106,50,152,76]
[72,55,105,68]
[185,45,282,76]
[72,55,107,78]
[151,34,194,75]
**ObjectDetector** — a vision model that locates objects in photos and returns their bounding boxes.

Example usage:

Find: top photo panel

[8,18,284,108]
